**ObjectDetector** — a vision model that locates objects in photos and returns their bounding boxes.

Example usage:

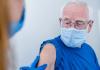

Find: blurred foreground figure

[0,0,47,70]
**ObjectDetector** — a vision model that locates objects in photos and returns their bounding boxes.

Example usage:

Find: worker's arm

[20,56,47,70]
[38,44,56,70]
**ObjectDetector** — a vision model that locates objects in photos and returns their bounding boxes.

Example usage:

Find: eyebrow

[63,18,70,20]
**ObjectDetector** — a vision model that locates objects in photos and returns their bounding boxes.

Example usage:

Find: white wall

[10,0,100,70]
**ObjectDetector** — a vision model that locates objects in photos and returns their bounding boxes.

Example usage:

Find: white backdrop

[10,0,100,70]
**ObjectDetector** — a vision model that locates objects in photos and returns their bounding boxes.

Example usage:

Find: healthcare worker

[8,0,47,70]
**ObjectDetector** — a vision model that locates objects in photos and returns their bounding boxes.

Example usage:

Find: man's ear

[87,20,94,33]
[59,18,62,25]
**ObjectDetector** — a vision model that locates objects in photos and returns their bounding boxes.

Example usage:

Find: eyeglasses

[60,18,93,30]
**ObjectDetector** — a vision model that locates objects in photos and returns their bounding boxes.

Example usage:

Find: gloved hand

[20,56,47,70]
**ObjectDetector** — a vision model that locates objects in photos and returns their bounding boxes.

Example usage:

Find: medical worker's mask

[9,8,25,37]
[61,28,87,48]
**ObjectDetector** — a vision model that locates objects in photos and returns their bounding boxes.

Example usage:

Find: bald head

[60,1,89,20]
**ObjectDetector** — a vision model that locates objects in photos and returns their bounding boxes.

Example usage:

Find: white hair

[59,0,94,20]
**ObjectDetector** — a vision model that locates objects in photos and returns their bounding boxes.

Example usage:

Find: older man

[38,1,100,70]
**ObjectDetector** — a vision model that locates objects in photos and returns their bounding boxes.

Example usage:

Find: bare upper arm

[38,44,56,70]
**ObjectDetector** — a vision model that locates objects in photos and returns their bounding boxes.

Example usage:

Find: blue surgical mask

[60,28,87,48]
[9,8,25,37]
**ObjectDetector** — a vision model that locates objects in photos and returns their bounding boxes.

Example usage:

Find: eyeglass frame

[59,18,94,30]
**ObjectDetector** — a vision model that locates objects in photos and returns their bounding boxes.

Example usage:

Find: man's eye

[64,20,71,24]
[65,22,70,24]
[76,21,85,25]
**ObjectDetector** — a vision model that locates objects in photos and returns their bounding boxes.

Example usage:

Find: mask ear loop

[19,0,26,23]
[9,2,26,38]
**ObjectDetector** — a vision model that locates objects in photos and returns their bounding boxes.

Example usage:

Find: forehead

[62,3,89,20]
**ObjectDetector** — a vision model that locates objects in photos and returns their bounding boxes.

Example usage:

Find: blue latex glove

[20,56,47,70]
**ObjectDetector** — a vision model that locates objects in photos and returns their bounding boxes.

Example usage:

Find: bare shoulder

[38,43,56,70]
